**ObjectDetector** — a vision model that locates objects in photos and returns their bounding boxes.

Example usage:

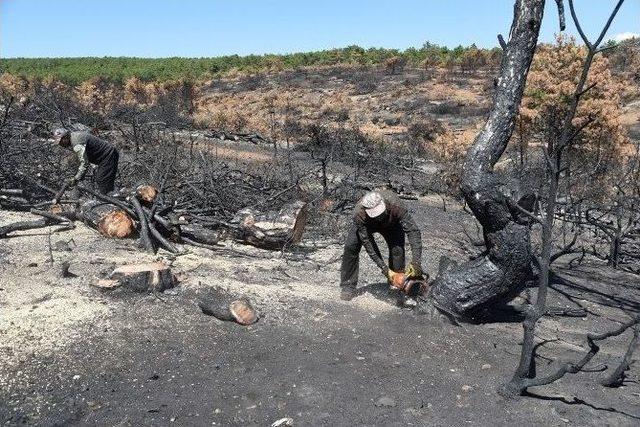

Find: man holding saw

[340,190,425,301]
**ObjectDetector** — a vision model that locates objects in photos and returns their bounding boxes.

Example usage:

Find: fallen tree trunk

[108,262,177,292]
[419,0,544,319]
[75,200,135,238]
[227,201,308,250]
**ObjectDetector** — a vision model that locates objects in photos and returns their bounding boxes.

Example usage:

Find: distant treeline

[0,43,503,84]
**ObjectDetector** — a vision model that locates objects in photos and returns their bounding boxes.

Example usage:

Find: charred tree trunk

[108,262,177,292]
[227,201,308,250]
[179,224,225,247]
[608,232,621,269]
[420,0,545,318]
[76,200,135,238]
[198,286,259,325]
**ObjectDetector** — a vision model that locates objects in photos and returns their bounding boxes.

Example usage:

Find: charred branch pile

[1,100,312,251]
[0,181,308,253]
[204,130,272,145]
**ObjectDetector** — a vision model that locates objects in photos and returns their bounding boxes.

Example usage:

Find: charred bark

[198,286,259,325]
[227,201,308,250]
[420,0,545,318]
[0,208,73,237]
[108,262,177,292]
[600,325,639,388]
[76,200,135,238]
[179,224,225,247]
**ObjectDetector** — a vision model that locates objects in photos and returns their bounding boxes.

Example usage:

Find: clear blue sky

[1,0,638,58]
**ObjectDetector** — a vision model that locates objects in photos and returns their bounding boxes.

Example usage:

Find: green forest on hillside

[0,43,502,84]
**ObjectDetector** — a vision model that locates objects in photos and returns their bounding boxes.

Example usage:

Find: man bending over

[340,190,424,301]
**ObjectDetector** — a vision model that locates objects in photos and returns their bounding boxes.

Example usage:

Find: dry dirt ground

[1,196,639,426]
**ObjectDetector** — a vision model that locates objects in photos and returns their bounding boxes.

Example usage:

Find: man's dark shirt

[352,190,422,271]
[69,131,116,180]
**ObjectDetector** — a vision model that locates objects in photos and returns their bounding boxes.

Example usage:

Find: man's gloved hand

[386,268,395,282]
[405,263,423,279]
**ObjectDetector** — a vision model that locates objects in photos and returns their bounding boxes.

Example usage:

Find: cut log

[135,185,158,205]
[94,279,121,290]
[230,299,259,325]
[228,201,308,250]
[198,287,258,325]
[108,262,177,292]
[76,200,135,238]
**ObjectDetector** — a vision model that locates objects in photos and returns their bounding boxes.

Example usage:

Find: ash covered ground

[1,196,639,426]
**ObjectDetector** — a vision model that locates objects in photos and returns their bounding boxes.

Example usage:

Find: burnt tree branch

[502,0,626,398]
[506,315,640,393]
[600,325,640,388]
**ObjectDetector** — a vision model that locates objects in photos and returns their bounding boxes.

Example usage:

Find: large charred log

[226,201,308,250]
[198,286,259,325]
[419,0,545,319]
[75,199,135,238]
[107,262,177,292]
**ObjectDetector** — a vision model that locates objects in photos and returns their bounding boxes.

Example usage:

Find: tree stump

[108,262,177,292]
[228,201,308,250]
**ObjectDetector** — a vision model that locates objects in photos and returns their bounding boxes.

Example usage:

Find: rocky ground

[1,195,639,426]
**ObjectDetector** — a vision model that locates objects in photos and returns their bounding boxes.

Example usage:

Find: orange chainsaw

[390,271,429,297]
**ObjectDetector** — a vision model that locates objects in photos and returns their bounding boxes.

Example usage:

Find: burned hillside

[1,5,640,425]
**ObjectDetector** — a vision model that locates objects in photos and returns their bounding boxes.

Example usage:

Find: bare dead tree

[420,0,545,318]
[502,0,628,397]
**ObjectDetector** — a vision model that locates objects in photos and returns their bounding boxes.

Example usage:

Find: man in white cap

[340,190,423,301]
[53,128,119,194]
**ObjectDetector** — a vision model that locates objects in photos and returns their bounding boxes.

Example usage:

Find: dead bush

[353,77,378,95]
[407,118,446,143]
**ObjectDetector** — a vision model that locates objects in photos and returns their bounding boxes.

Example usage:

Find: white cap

[53,128,69,142]
[361,191,386,218]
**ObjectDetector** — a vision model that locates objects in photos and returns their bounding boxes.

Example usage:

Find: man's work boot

[340,286,357,301]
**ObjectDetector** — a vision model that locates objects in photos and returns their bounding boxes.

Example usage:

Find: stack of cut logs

[0,183,308,253]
